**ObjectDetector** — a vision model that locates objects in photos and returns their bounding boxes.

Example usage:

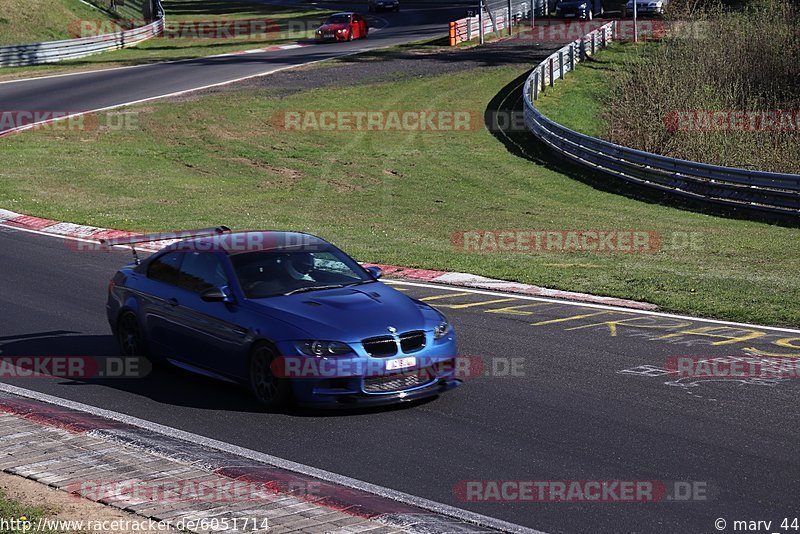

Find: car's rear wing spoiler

[100,225,231,264]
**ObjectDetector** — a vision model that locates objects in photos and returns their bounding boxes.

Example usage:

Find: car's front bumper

[276,335,459,407]
[315,32,348,41]
[297,376,462,408]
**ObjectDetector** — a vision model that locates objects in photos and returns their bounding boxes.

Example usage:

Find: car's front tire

[248,343,291,409]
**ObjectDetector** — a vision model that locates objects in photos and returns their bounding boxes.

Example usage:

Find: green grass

[1,59,799,326]
[533,43,649,137]
[0,489,58,534]
[0,0,116,45]
[0,0,332,78]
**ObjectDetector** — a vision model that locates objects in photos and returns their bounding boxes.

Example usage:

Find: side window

[311,252,359,282]
[147,251,183,285]
[178,252,229,294]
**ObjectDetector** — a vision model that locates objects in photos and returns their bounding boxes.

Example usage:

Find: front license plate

[386,356,416,371]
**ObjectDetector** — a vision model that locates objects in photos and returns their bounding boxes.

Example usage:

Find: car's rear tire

[117,311,147,357]
[248,343,291,409]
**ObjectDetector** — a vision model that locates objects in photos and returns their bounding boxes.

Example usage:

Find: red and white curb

[214,42,310,57]
[0,208,657,311]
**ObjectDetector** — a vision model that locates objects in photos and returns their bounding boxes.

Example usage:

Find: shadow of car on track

[0,332,438,417]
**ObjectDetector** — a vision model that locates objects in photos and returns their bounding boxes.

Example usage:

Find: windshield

[230,247,373,298]
[325,14,351,24]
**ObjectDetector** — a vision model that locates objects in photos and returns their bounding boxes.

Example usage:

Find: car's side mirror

[365,266,383,279]
[201,287,234,303]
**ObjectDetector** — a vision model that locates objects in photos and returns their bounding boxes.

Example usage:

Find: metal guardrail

[522,21,800,217]
[0,2,164,67]
[449,0,545,45]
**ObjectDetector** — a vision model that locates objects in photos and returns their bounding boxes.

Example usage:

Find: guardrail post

[533,72,539,100]
[579,38,586,60]
[467,17,473,41]
[559,50,564,80]
[591,32,596,55]
[601,26,606,47]
[540,63,546,92]
[570,43,575,71]
[549,57,554,87]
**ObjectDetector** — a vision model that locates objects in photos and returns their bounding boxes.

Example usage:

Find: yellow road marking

[658,326,766,346]
[775,337,800,350]
[485,303,550,316]
[531,311,612,327]
[743,347,800,358]
[439,298,517,309]
[565,315,691,336]
[419,292,472,302]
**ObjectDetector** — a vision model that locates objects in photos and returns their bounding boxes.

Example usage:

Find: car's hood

[247,282,437,342]
[319,23,348,32]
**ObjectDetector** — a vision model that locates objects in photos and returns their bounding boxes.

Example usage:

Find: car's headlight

[299,341,352,356]
[433,320,450,340]
[579,2,587,8]
[337,29,345,33]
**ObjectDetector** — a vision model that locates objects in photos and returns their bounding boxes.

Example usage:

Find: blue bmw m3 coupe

[104,228,460,408]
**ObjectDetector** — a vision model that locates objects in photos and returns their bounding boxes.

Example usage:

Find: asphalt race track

[0,1,467,134]
[1,226,799,534]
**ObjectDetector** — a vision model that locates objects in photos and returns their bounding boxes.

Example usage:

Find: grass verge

[1,54,798,326]
[0,489,57,534]
[0,0,115,45]
[533,43,646,137]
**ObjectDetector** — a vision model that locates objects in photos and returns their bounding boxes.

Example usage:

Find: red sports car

[315,12,368,42]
